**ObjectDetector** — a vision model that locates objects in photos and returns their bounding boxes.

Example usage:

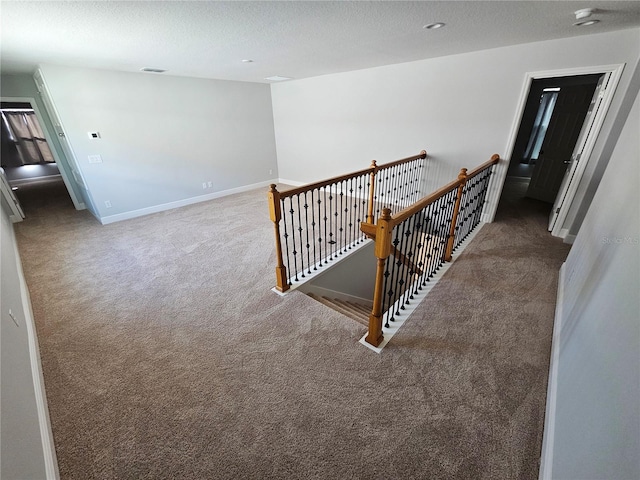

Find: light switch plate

[88,155,102,164]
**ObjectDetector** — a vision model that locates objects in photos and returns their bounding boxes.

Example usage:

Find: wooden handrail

[360,221,376,239]
[388,154,500,228]
[466,154,500,179]
[278,150,427,199]
[278,165,375,198]
[390,245,423,276]
[389,176,461,227]
[268,150,429,293]
[374,150,427,171]
[363,154,501,347]
[360,222,423,275]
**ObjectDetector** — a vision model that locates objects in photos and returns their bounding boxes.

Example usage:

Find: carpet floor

[14,175,569,479]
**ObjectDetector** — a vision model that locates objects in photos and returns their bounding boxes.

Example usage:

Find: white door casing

[548,72,610,233]
[33,69,100,216]
[33,70,89,192]
[485,64,625,240]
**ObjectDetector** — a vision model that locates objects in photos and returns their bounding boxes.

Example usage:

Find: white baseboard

[277,178,307,187]
[11,227,60,479]
[539,262,565,480]
[99,179,278,225]
[556,227,576,244]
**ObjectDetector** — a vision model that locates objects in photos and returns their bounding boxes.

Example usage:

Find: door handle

[58,132,65,137]
[563,160,571,164]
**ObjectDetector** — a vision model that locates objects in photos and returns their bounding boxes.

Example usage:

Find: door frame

[1,95,85,210]
[484,64,625,240]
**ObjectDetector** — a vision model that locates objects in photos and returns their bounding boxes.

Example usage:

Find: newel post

[366,208,393,347]
[366,160,378,224]
[444,168,468,262]
[268,184,289,292]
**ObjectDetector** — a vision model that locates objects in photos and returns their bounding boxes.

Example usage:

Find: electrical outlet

[88,154,102,164]
[105,200,112,208]
[269,169,273,175]
[207,181,212,188]
[202,182,207,189]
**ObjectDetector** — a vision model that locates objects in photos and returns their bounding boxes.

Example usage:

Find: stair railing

[268,151,427,292]
[361,154,500,346]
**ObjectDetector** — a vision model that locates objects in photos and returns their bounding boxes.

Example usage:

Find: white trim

[550,65,624,236]
[559,229,576,245]
[277,178,307,187]
[299,284,374,308]
[10,222,60,479]
[480,210,495,225]
[539,262,566,480]
[0,167,25,222]
[0,96,85,211]
[485,64,626,231]
[99,179,278,224]
[360,223,485,353]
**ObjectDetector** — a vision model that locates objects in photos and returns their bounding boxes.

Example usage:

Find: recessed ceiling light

[242,59,254,63]
[264,76,292,82]
[573,8,600,26]
[141,68,166,73]
[423,22,446,30]
[574,19,600,26]
[575,8,597,20]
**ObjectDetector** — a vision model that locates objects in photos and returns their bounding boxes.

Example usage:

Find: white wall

[547,88,639,479]
[1,202,56,479]
[271,29,640,234]
[303,242,377,301]
[38,65,279,222]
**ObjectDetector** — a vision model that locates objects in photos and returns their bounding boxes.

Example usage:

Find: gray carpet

[14,175,569,479]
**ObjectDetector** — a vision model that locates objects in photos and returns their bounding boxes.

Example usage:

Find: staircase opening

[297,241,376,327]
[268,151,500,351]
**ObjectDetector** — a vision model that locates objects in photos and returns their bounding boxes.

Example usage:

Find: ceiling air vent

[140,68,166,73]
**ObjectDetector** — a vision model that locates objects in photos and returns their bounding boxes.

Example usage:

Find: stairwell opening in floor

[289,225,485,353]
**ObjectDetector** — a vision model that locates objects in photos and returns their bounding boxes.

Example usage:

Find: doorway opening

[1,100,74,214]
[485,64,624,241]
[504,74,602,208]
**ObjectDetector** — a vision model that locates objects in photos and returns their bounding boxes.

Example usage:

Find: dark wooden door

[526,83,597,203]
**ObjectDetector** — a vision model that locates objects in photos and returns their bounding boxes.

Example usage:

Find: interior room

[1,2,639,479]
[1,102,64,191]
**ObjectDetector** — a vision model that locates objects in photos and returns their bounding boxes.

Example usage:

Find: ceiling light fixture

[573,8,600,26]
[423,22,445,30]
[574,19,600,26]
[574,8,596,20]
[141,67,166,73]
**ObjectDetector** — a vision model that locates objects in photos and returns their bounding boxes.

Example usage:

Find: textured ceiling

[1,1,640,83]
